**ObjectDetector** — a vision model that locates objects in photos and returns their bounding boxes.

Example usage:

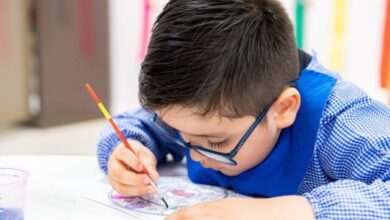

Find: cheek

[233,124,278,171]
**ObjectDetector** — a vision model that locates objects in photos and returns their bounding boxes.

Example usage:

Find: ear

[272,87,301,129]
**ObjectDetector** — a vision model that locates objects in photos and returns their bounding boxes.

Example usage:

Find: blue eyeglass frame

[150,102,273,166]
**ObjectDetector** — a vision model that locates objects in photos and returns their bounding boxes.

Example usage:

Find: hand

[165,196,315,220]
[108,140,159,196]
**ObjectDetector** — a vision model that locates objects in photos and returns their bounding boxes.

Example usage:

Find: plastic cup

[0,168,29,220]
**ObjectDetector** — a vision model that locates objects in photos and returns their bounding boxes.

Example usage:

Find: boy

[97,0,390,219]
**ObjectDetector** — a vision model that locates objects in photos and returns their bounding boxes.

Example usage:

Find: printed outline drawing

[109,176,243,216]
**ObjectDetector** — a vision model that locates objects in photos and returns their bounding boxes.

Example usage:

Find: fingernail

[143,177,150,184]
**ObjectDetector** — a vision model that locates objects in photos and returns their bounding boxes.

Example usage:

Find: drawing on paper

[109,176,243,216]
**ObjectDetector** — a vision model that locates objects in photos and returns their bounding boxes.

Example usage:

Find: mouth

[201,162,238,175]
[200,161,225,171]
[212,166,224,171]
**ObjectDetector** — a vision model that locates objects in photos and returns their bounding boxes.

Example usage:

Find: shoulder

[304,54,377,125]
[321,80,374,124]
[320,79,390,134]
[311,80,390,180]
[302,55,390,180]
[304,53,389,127]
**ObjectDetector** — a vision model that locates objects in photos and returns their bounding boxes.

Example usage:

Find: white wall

[109,0,168,114]
[302,0,388,103]
[109,0,142,114]
[109,0,389,114]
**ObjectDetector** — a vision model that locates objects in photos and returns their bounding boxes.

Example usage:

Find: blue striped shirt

[97,59,390,219]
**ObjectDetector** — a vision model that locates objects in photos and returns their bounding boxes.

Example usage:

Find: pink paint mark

[171,189,195,199]
[137,0,151,62]
[78,0,94,58]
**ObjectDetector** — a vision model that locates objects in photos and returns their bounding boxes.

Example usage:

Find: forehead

[157,105,254,136]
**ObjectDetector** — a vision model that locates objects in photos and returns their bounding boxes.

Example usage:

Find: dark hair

[139,0,299,117]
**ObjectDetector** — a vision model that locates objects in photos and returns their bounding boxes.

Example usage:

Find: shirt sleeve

[96,108,184,174]
[303,81,390,219]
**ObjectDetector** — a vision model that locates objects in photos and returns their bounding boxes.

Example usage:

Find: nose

[190,150,223,169]
[180,133,191,143]
[190,150,216,169]
[189,149,207,162]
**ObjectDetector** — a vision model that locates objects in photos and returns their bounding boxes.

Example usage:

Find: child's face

[158,105,282,176]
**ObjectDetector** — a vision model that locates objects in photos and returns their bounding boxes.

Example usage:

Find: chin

[219,168,242,176]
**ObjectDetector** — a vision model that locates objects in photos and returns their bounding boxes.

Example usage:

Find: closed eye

[207,140,228,150]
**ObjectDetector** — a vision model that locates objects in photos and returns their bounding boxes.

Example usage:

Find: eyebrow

[167,123,226,138]
[156,113,227,138]
[181,131,226,139]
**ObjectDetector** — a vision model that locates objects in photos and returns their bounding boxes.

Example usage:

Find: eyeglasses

[150,103,273,166]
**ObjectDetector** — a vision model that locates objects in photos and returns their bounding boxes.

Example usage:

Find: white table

[0,155,187,220]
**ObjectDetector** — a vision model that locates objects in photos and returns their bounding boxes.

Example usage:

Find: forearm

[303,179,390,219]
[260,196,315,220]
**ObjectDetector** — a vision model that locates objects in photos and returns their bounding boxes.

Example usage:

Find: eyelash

[208,140,227,149]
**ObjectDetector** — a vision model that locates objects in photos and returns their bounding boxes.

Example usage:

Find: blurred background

[0,0,389,155]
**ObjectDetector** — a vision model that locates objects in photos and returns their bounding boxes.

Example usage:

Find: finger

[109,160,151,186]
[146,167,160,181]
[115,145,143,172]
[109,179,155,196]
[165,207,208,220]
[140,162,159,181]
[139,147,160,180]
